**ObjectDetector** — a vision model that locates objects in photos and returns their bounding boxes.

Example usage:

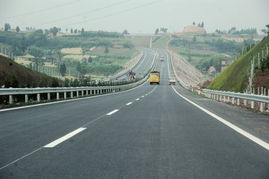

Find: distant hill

[208,35,269,92]
[0,55,62,88]
[182,25,206,35]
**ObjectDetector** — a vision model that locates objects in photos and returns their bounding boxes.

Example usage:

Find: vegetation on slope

[152,35,170,49]
[208,35,269,92]
[0,30,137,79]
[0,55,62,88]
[169,34,246,74]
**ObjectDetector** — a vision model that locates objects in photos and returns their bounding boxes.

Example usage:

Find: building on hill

[221,60,231,72]
[182,25,207,35]
[208,66,216,74]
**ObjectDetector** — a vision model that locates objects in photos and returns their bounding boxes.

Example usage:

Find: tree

[155,28,159,35]
[192,36,197,42]
[74,29,77,33]
[50,26,59,37]
[193,22,196,26]
[160,27,168,33]
[4,23,11,31]
[59,63,67,76]
[16,26,20,32]
[122,29,129,35]
[81,28,85,34]
[71,28,73,33]
[266,24,269,36]
[201,21,204,28]
[88,56,93,63]
[104,46,109,53]
[76,62,82,74]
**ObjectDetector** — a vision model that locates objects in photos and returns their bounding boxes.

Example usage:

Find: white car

[169,79,176,85]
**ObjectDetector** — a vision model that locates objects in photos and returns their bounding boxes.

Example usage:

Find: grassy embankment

[0,55,61,88]
[208,35,269,92]
[152,35,170,49]
[168,34,244,75]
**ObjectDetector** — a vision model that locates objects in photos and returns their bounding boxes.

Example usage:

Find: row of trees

[154,27,168,35]
[216,25,269,35]
[192,21,204,28]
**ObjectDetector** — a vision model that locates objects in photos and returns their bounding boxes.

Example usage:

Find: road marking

[44,127,86,148]
[126,102,132,106]
[136,98,140,101]
[172,86,269,151]
[106,109,119,116]
[0,147,43,170]
[141,95,144,98]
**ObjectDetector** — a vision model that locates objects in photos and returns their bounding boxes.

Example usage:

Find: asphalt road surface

[117,48,156,80]
[0,50,269,179]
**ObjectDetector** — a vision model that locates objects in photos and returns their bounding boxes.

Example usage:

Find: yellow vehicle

[149,71,160,84]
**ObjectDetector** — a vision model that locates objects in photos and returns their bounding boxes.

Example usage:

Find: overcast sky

[0,0,268,33]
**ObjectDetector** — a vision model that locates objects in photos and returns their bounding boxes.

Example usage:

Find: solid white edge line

[172,86,269,151]
[44,127,86,148]
[126,102,132,106]
[136,98,140,101]
[106,109,119,116]
[0,147,43,170]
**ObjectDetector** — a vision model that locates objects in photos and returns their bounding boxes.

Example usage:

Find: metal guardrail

[202,89,269,112]
[0,75,149,105]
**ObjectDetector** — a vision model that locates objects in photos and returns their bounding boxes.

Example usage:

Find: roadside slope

[0,55,61,88]
[208,36,269,92]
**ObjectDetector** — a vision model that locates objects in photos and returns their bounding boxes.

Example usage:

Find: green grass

[0,55,62,88]
[208,35,269,92]
[127,36,151,47]
[152,35,170,49]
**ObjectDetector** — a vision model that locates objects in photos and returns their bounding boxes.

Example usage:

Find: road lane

[0,49,269,178]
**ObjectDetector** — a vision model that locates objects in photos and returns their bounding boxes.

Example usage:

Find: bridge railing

[201,89,269,113]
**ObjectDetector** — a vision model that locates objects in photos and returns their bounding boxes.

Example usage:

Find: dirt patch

[253,69,269,88]
[61,48,82,54]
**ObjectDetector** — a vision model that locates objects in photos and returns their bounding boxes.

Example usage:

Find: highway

[0,49,269,178]
[117,48,156,80]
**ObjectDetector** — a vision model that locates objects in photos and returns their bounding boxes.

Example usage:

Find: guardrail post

[76,91,79,97]
[86,90,88,96]
[25,94,28,103]
[81,90,84,96]
[9,95,13,104]
[56,92,60,100]
[37,94,40,102]
[260,102,265,112]
[64,92,67,99]
[70,91,73,98]
[243,99,247,106]
[227,96,230,103]
[237,98,240,105]
[250,101,254,109]
[47,93,51,100]
[231,97,235,104]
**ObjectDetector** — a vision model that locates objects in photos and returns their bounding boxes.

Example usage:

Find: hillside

[208,35,269,92]
[0,55,61,88]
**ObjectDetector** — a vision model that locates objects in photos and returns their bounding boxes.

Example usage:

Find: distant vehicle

[160,56,164,61]
[149,71,160,84]
[169,79,176,85]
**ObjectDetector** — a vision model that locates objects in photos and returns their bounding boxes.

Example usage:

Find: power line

[3,0,78,19]
[36,0,133,27]
[62,0,162,27]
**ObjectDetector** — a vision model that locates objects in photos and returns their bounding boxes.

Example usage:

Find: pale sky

[0,0,268,33]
